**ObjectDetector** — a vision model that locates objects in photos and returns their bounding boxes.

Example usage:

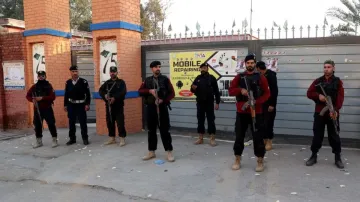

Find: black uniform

[190,72,220,135]
[306,72,344,168]
[99,77,127,138]
[138,74,175,152]
[26,77,57,138]
[64,67,91,145]
[262,69,278,140]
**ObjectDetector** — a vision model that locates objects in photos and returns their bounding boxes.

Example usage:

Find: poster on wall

[169,50,238,102]
[32,43,45,83]
[264,57,279,72]
[2,61,25,90]
[99,39,118,84]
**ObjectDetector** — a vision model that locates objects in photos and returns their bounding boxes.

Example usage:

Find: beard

[201,70,206,75]
[111,75,117,79]
[246,66,255,72]
[155,70,160,75]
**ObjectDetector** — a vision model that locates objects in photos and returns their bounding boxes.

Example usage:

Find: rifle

[106,81,117,124]
[316,83,339,135]
[153,78,161,128]
[32,92,43,131]
[241,76,257,132]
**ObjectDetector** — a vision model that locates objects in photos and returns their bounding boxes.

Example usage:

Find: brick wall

[92,0,140,25]
[23,0,70,32]
[24,36,71,129]
[0,33,30,129]
[23,0,71,129]
[92,0,143,135]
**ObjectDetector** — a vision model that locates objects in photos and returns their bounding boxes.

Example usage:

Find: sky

[141,0,348,38]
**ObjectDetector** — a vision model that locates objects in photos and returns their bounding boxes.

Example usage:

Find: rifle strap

[107,81,117,95]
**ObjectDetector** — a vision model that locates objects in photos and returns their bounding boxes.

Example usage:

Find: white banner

[32,43,45,83]
[2,61,25,90]
[206,50,238,76]
[99,39,118,84]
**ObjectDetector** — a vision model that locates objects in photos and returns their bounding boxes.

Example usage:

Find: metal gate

[71,50,96,123]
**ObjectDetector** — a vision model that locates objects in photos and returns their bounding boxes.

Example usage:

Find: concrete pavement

[0,127,359,202]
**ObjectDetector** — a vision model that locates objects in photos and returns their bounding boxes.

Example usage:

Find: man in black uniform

[256,61,278,151]
[64,65,91,145]
[306,60,345,169]
[138,61,175,162]
[26,71,58,148]
[228,54,270,172]
[99,66,127,147]
[190,63,220,146]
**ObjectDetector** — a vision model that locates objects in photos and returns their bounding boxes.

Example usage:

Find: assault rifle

[241,76,257,132]
[32,92,43,131]
[316,83,339,135]
[153,78,161,128]
[106,82,117,124]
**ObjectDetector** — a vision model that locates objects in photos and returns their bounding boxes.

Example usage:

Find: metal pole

[250,0,253,33]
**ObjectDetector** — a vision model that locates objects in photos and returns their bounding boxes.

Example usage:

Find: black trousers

[146,104,173,151]
[106,104,127,137]
[263,103,276,140]
[196,101,216,134]
[33,107,57,138]
[233,113,266,157]
[67,103,88,141]
[311,112,341,154]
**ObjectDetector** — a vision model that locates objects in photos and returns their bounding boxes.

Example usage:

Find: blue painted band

[23,28,72,39]
[54,90,139,99]
[90,21,143,33]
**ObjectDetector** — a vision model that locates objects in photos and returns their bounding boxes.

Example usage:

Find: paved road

[0,128,359,202]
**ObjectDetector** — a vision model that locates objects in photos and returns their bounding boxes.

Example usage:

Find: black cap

[199,63,209,68]
[110,66,117,72]
[245,53,256,63]
[69,65,78,71]
[256,61,266,70]
[150,61,161,68]
[37,70,46,76]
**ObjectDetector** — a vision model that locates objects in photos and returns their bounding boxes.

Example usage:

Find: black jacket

[263,69,278,107]
[99,78,127,106]
[64,77,91,106]
[190,72,220,104]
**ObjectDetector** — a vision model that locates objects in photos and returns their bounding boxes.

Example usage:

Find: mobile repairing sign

[169,50,238,102]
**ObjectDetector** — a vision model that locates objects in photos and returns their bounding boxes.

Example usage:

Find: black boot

[335,154,344,169]
[83,139,89,145]
[66,139,76,146]
[306,153,317,166]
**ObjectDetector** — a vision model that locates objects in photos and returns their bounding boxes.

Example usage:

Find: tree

[144,0,164,38]
[77,19,92,32]
[326,0,360,32]
[140,0,172,40]
[160,0,173,39]
[331,23,357,36]
[141,3,151,39]
[70,0,92,31]
[0,0,24,20]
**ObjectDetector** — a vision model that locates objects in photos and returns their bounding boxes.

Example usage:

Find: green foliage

[0,0,24,20]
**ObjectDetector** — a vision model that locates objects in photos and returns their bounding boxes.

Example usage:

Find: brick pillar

[91,0,143,135]
[23,0,71,128]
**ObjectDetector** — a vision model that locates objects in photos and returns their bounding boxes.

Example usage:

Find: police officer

[228,54,270,172]
[138,61,175,162]
[190,63,220,146]
[99,66,127,147]
[26,71,58,148]
[64,65,91,145]
[306,60,344,169]
[256,61,278,151]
